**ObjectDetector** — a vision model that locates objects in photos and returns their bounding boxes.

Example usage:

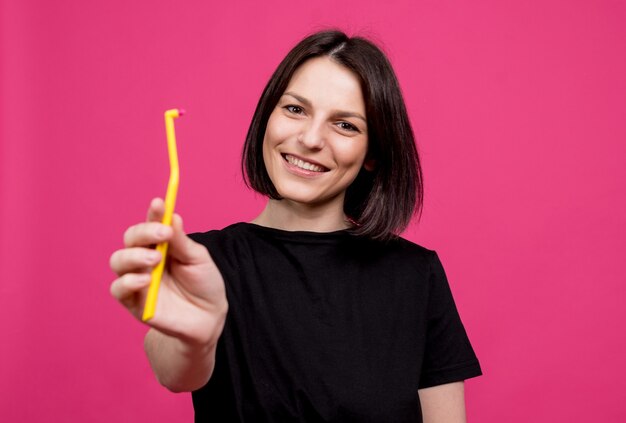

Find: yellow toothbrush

[142,108,184,322]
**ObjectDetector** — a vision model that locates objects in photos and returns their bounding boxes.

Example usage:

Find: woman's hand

[110,198,228,347]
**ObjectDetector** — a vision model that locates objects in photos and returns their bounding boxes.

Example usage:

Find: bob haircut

[242,30,423,241]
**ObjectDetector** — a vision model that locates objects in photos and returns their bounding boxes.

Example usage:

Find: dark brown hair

[242,30,423,241]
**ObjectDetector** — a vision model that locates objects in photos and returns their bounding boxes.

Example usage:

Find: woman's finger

[110,272,151,303]
[110,247,161,276]
[123,222,173,248]
[146,197,165,222]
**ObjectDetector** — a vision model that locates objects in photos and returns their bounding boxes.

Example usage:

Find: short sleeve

[418,251,482,389]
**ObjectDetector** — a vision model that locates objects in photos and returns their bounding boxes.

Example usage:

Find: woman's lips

[282,154,329,172]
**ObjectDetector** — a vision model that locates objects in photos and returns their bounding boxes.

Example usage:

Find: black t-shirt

[189,223,482,422]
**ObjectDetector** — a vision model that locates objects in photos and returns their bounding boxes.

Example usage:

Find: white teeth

[285,155,325,172]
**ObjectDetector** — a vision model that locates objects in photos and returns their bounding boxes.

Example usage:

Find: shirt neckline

[232,222,354,243]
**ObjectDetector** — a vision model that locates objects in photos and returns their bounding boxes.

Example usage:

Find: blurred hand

[110,198,227,346]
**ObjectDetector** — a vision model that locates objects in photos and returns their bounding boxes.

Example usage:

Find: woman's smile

[282,153,329,175]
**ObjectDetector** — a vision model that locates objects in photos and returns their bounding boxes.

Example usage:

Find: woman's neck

[251,198,352,232]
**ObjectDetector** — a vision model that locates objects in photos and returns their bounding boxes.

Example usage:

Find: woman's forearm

[419,382,467,423]
[144,328,218,392]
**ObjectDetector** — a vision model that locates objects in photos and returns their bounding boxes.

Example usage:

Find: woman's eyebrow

[333,110,367,123]
[283,92,312,107]
[283,91,367,123]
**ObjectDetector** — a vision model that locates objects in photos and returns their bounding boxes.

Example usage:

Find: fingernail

[157,227,168,238]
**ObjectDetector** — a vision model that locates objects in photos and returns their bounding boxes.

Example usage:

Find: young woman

[110,30,482,422]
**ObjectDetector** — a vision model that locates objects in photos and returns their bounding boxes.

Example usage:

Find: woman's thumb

[167,213,205,263]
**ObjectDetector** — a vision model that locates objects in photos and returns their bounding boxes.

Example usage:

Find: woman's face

[262,56,370,209]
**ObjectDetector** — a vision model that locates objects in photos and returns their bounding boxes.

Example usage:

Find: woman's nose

[298,120,326,150]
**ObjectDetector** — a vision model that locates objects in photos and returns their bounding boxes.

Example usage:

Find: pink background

[1,0,625,421]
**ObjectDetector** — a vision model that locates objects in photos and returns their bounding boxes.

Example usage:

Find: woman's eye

[284,105,304,115]
[338,122,359,133]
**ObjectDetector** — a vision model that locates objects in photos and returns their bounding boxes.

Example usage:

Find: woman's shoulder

[360,235,437,275]
[385,235,434,256]
[189,223,439,273]
[189,223,435,253]
[351,233,435,261]
[187,222,250,243]
[190,222,355,245]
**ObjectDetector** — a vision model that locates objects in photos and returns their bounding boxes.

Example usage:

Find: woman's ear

[363,157,376,172]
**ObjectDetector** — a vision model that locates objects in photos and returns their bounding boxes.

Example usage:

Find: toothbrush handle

[142,109,182,322]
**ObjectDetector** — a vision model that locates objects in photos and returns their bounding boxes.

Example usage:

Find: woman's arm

[110,198,228,392]
[144,328,218,392]
[418,381,466,423]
